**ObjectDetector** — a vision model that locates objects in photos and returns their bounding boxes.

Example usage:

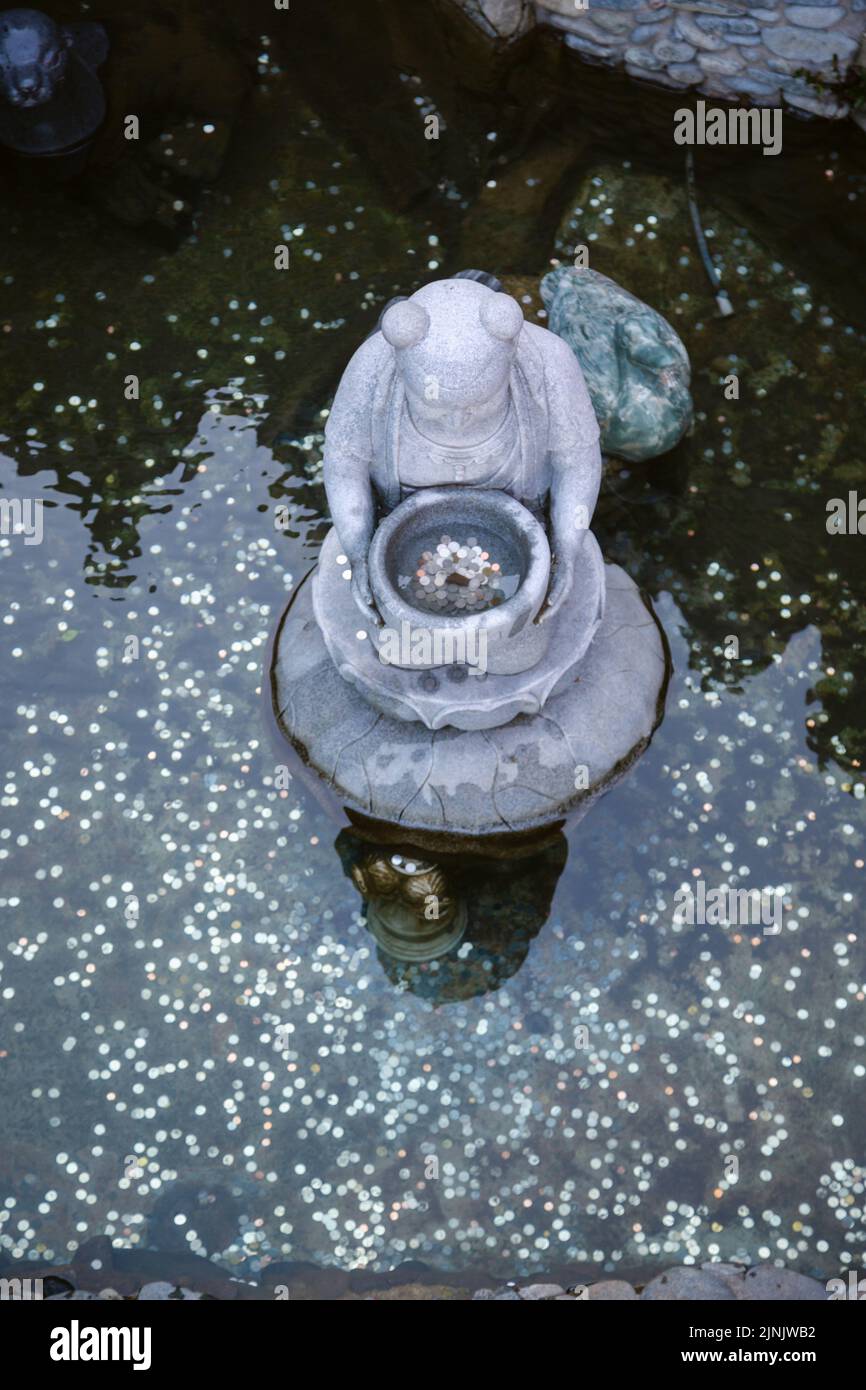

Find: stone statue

[271,272,669,843]
[323,273,604,629]
[0,7,107,161]
[540,265,693,463]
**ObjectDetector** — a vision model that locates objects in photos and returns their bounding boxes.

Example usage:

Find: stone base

[312,522,606,731]
[271,562,669,844]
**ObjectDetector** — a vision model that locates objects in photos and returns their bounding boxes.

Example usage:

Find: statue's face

[402,348,512,421]
[382,280,523,426]
[0,10,70,109]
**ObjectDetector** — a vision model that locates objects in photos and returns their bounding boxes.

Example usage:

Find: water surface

[1,4,864,1285]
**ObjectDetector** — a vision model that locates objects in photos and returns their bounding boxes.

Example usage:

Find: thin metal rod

[685,147,733,316]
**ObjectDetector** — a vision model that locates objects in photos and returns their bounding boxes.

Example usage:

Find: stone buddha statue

[271,272,669,837]
[322,273,604,627]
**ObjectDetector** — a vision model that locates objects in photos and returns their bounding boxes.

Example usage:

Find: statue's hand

[537,553,573,625]
[350,556,382,627]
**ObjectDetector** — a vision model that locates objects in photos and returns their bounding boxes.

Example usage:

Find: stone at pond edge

[641,1268,738,1300]
[137,1281,206,1300]
[739,1266,827,1300]
[586,1280,639,1299]
[360,1282,469,1300]
[640,1264,829,1300]
[786,6,846,25]
[763,27,858,61]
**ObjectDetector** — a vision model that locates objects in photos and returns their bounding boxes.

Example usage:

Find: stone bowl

[368,487,552,677]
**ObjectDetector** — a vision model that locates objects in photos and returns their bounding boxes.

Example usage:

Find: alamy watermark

[674,100,782,158]
[0,1276,43,1300]
[673,880,784,934]
[376,620,488,675]
[0,497,43,545]
[827,1271,866,1300]
[826,492,866,534]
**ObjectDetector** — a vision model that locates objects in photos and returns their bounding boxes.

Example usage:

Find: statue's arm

[537,329,603,620]
[322,336,385,614]
[543,329,602,550]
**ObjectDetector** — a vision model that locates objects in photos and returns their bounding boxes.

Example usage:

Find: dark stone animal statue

[0,7,107,157]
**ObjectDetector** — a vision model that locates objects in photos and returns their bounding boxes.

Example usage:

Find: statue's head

[381,278,523,425]
[0,8,71,108]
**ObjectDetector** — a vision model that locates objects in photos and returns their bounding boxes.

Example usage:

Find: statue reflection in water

[335,827,567,1004]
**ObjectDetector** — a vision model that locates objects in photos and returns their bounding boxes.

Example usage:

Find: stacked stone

[461,0,866,116]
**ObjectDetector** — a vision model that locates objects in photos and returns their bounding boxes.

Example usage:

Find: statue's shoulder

[522,318,578,366]
[341,329,393,388]
[518,318,583,392]
[328,331,394,426]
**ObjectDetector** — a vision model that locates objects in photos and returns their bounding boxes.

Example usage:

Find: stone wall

[457,0,866,117]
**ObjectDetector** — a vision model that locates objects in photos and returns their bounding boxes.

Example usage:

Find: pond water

[0,3,864,1288]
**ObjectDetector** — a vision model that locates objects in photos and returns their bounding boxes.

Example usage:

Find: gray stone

[674,12,732,49]
[541,0,644,12]
[731,75,783,100]
[137,1280,205,1300]
[695,14,761,32]
[653,39,698,63]
[624,45,665,68]
[751,7,782,18]
[547,11,605,39]
[589,10,634,33]
[641,1268,737,1300]
[563,33,618,58]
[587,1279,639,1299]
[473,0,534,39]
[725,34,763,44]
[667,60,704,84]
[740,1266,827,1300]
[747,63,780,78]
[785,4,846,25]
[766,54,809,73]
[631,22,666,41]
[519,1282,565,1299]
[764,26,858,61]
[785,89,849,116]
[699,75,746,98]
[645,68,701,86]
[701,1261,749,1294]
[540,266,692,463]
[699,48,748,73]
